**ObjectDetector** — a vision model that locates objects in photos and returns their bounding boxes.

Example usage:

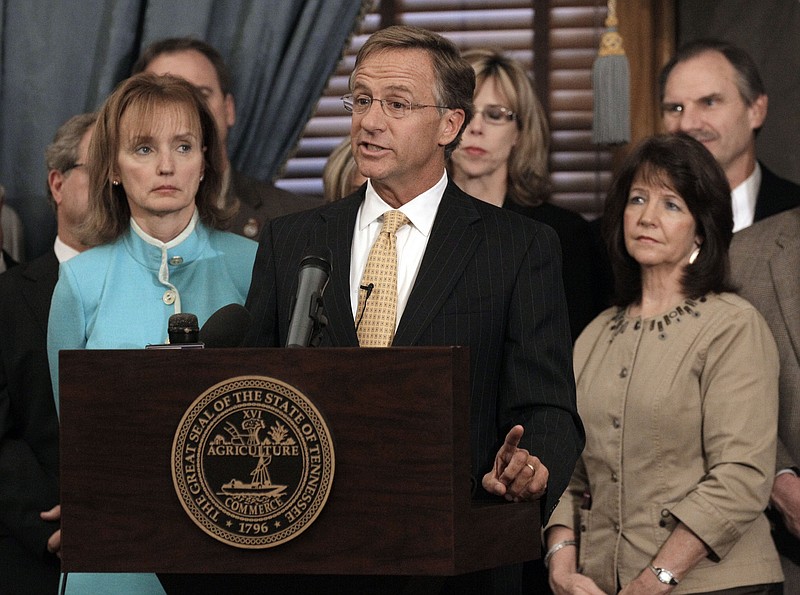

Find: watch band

[648,563,679,585]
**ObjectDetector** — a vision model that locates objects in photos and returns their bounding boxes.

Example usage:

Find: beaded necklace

[608,296,707,342]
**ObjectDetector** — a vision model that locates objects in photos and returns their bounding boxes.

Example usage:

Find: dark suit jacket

[754,162,800,222]
[1,249,18,270]
[228,170,322,240]
[0,250,60,593]
[163,182,584,595]
[246,181,584,521]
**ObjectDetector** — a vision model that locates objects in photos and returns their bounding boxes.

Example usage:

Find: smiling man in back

[660,39,800,232]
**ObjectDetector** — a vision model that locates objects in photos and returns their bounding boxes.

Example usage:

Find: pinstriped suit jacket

[730,206,800,472]
[245,180,584,521]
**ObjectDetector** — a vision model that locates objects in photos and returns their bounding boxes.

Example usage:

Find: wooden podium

[59,347,540,575]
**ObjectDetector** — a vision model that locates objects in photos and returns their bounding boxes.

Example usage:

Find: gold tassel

[591,0,630,145]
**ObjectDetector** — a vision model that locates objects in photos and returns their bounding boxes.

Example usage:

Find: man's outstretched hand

[482,425,548,502]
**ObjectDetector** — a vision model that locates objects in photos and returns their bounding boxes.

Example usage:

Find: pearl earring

[688,246,701,265]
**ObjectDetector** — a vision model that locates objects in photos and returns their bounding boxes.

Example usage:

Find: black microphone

[146,313,204,349]
[355,283,374,332]
[199,304,252,347]
[286,246,332,348]
[169,312,200,344]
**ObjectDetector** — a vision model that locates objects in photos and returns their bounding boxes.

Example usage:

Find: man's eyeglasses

[475,105,516,125]
[342,94,451,119]
[63,162,86,173]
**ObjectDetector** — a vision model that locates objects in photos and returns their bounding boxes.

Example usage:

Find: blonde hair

[462,49,550,206]
[322,137,363,202]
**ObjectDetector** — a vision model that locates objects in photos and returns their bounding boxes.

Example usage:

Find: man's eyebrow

[662,92,724,107]
[698,92,724,103]
[351,82,414,96]
[383,84,414,95]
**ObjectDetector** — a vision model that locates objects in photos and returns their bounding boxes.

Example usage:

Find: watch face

[656,569,677,584]
[650,564,678,585]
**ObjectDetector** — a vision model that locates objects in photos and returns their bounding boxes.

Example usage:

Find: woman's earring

[688,246,701,265]
[112,179,120,186]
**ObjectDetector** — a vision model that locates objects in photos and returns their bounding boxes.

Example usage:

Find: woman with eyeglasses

[449,49,602,339]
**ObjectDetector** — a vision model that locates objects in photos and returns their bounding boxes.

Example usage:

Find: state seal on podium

[171,375,335,548]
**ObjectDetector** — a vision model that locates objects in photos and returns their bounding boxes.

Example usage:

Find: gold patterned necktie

[356,210,409,347]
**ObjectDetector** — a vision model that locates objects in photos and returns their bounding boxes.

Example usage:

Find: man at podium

[244,25,584,594]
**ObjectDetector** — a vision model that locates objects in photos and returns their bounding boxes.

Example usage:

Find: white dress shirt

[349,172,448,329]
[731,161,761,233]
[54,236,81,263]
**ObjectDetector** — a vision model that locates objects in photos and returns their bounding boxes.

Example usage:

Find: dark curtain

[0,0,366,259]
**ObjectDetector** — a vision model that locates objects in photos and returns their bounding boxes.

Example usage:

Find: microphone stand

[307,291,328,347]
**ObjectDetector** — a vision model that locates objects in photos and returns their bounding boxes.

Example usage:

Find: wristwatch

[648,563,679,585]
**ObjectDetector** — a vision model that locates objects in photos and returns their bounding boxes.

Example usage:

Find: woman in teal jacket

[47,73,257,594]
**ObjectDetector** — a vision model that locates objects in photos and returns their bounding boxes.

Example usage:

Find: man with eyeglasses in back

[241,25,584,595]
[0,113,95,594]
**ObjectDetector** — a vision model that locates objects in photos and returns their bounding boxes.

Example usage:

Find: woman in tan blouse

[544,134,783,594]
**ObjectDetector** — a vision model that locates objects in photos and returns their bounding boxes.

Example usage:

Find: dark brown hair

[602,134,734,306]
[132,37,233,96]
[659,39,765,106]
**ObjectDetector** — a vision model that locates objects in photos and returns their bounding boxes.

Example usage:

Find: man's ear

[439,108,466,147]
[748,94,767,131]
[48,170,65,206]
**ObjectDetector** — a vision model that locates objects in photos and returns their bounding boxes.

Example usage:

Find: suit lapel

[317,196,361,346]
[769,220,800,365]
[19,251,59,335]
[393,183,481,346]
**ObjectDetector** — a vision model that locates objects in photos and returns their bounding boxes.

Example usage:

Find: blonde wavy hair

[462,49,551,206]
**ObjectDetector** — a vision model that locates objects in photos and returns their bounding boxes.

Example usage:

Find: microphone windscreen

[168,312,199,344]
[299,247,332,274]
[199,304,252,348]
[286,246,332,348]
